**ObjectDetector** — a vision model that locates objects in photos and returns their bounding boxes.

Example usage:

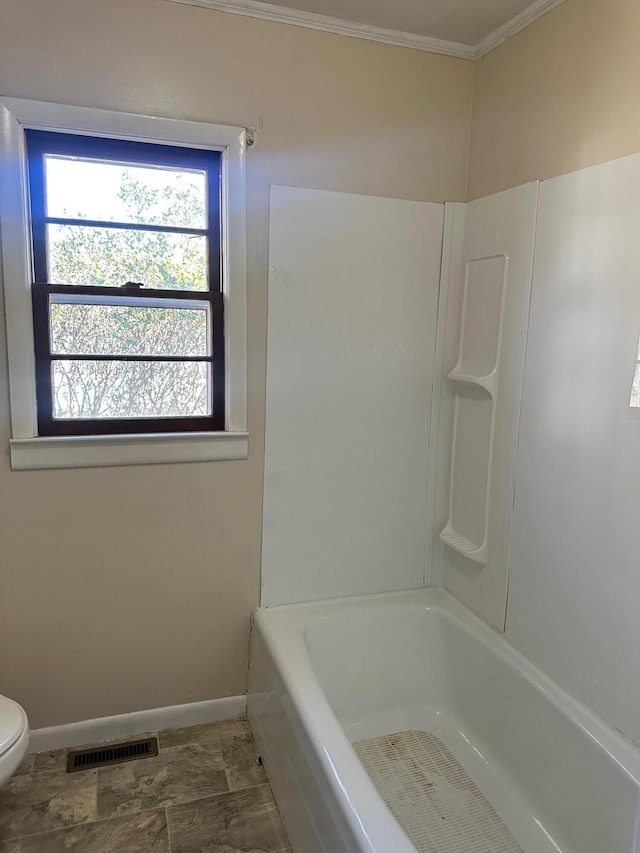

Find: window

[26,131,225,436]
[0,98,247,469]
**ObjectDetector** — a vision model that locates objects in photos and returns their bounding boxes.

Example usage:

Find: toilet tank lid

[0,695,27,755]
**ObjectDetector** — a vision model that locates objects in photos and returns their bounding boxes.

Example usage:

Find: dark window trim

[25,131,225,437]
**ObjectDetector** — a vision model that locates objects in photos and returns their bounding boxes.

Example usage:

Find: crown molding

[164,0,567,61]
[473,0,567,59]
[164,0,474,59]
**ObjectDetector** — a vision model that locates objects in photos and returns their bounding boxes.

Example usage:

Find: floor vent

[66,737,159,773]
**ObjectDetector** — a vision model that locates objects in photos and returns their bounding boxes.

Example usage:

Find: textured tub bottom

[353,730,522,853]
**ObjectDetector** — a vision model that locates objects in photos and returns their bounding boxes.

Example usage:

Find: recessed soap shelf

[439,525,487,564]
[447,369,497,397]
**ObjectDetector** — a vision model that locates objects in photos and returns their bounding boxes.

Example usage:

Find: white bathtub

[247,588,640,853]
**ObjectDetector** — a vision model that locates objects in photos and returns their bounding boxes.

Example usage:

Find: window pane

[45,156,206,229]
[47,224,207,290]
[52,361,210,419]
[50,302,210,357]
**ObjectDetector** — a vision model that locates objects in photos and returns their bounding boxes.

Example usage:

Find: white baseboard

[28,695,247,754]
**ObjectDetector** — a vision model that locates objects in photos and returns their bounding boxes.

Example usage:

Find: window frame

[0,97,248,470]
[26,130,225,436]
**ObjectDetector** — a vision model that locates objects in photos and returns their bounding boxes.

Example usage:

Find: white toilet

[0,694,29,785]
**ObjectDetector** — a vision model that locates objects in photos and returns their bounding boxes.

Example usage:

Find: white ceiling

[262,0,538,45]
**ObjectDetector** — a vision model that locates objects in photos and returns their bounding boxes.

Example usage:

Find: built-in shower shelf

[448,369,497,397]
[439,525,488,564]
[441,253,509,570]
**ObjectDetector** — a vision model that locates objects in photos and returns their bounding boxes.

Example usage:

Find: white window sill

[9,431,249,471]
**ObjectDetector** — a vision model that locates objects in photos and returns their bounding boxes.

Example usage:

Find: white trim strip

[0,102,38,438]
[10,431,249,470]
[221,132,248,432]
[0,97,246,148]
[426,202,466,588]
[28,695,247,753]
[165,0,474,59]
[163,0,567,60]
[474,0,567,59]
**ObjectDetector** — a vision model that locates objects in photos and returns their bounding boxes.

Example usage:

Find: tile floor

[0,719,292,852]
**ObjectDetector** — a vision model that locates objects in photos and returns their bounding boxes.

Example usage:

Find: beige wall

[468,0,640,199]
[0,0,473,728]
